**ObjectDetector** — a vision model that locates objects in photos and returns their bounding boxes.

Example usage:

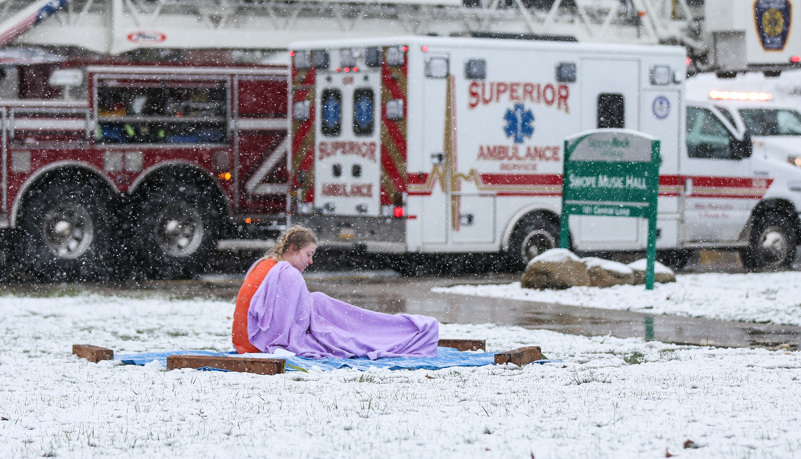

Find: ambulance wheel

[17,180,115,281]
[134,178,220,279]
[507,213,561,271]
[656,249,693,271]
[740,213,796,271]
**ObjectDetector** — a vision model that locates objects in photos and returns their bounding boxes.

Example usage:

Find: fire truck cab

[0,62,289,280]
[289,36,801,271]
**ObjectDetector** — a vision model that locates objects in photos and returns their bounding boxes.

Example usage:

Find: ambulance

[288,36,800,271]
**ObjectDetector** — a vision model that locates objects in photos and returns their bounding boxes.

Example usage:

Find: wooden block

[494,346,543,367]
[438,339,486,352]
[72,344,114,363]
[166,355,285,375]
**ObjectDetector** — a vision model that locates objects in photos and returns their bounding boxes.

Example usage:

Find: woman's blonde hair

[266,226,317,260]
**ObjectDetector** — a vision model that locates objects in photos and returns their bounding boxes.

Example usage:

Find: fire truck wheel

[17,181,115,281]
[135,181,219,279]
[507,213,561,270]
[740,213,797,271]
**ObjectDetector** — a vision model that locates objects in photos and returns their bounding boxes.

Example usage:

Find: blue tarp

[115,347,556,372]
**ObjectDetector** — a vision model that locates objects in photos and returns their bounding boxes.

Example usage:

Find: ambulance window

[465,59,486,80]
[775,110,801,135]
[321,89,342,137]
[715,106,737,128]
[597,93,624,129]
[353,88,375,136]
[740,108,801,136]
[686,107,732,159]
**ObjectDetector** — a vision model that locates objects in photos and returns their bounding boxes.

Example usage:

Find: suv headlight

[788,156,801,167]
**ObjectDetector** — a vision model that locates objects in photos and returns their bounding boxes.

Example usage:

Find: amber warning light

[708,90,772,101]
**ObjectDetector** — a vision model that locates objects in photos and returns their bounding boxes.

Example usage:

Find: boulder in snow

[627,259,676,284]
[521,249,590,289]
[582,257,635,288]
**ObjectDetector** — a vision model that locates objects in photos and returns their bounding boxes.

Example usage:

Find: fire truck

[288,36,801,271]
[0,61,289,280]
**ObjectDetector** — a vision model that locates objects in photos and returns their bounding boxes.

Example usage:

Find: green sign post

[560,129,661,290]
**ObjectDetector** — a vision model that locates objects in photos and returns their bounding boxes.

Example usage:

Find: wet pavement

[2,250,800,349]
[306,270,801,349]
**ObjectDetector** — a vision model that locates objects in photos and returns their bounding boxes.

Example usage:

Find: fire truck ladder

[2,0,706,62]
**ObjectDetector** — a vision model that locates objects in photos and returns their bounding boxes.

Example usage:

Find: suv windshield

[739,108,801,136]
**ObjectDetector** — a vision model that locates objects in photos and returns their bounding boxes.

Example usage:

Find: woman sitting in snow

[231,226,439,359]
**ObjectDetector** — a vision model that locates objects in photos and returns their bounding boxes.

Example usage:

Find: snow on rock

[628,258,676,284]
[582,257,634,274]
[528,248,581,264]
[521,249,590,289]
[582,257,635,287]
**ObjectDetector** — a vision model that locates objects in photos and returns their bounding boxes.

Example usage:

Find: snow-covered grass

[0,287,800,458]
[434,271,801,327]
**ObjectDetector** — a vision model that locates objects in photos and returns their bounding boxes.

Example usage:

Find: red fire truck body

[1,62,289,279]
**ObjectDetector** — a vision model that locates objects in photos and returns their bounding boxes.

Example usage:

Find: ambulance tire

[17,180,116,281]
[740,213,797,271]
[134,179,220,280]
[656,249,693,271]
[507,213,561,271]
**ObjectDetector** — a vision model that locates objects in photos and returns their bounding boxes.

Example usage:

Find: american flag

[0,0,69,49]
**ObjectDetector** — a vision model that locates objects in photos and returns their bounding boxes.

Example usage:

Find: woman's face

[283,242,317,272]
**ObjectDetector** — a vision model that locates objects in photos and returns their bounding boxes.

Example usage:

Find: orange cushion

[232,258,277,354]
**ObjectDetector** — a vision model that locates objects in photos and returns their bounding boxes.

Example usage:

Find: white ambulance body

[686,95,801,268]
[289,36,801,270]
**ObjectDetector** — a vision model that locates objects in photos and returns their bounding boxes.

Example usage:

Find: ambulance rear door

[419,51,451,245]
[314,52,382,219]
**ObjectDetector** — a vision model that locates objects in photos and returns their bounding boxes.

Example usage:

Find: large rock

[582,257,635,288]
[628,259,676,284]
[521,249,590,289]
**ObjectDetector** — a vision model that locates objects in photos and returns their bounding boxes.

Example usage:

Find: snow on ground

[434,271,801,327]
[0,288,800,458]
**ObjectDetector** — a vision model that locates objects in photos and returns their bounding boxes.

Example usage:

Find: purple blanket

[248,261,439,360]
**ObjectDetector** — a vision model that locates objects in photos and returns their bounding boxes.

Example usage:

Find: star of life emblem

[504,104,534,144]
[354,94,373,130]
[322,95,341,131]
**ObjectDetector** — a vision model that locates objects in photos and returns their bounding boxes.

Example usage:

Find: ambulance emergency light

[293,101,310,121]
[291,50,310,69]
[386,99,404,120]
[386,46,405,66]
[709,90,773,101]
[289,49,329,69]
